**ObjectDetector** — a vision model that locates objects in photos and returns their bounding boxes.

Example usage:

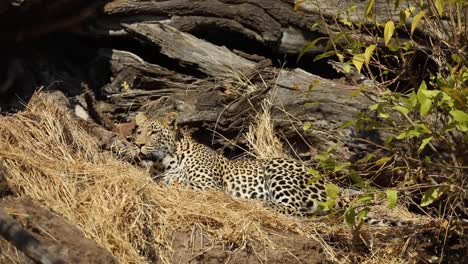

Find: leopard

[134,111,332,216]
[133,112,415,226]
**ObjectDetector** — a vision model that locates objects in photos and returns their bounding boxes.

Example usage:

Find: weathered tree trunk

[86,21,370,160]
[0,0,387,161]
[0,207,66,264]
[3,0,438,159]
[98,0,435,55]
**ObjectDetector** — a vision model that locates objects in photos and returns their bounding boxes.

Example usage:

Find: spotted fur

[134,112,412,226]
[134,112,332,216]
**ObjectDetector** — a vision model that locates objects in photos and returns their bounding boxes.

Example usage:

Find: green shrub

[300,0,467,223]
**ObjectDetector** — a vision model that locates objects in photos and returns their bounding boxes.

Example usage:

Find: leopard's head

[134,112,182,159]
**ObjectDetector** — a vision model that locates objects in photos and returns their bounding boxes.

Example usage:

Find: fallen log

[99,0,436,56]
[88,22,372,161]
[0,207,66,264]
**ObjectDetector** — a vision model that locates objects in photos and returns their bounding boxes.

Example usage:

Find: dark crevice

[79,33,210,79]
[185,26,343,79]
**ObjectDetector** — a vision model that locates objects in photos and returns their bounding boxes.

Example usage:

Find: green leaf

[421,187,445,207]
[434,0,444,16]
[357,207,370,223]
[357,153,375,163]
[303,121,312,131]
[121,81,130,91]
[418,136,433,153]
[421,89,440,99]
[450,110,468,122]
[424,156,432,165]
[384,135,393,147]
[396,131,408,139]
[313,50,337,62]
[364,44,377,65]
[322,183,340,210]
[378,112,390,119]
[369,103,379,111]
[418,123,432,134]
[375,156,391,165]
[392,105,410,114]
[339,120,355,129]
[345,207,356,226]
[307,168,321,177]
[351,86,366,97]
[451,54,463,64]
[298,37,328,61]
[307,80,320,93]
[352,54,365,73]
[358,194,374,204]
[384,21,395,46]
[350,172,366,186]
[314,152,330,162]
[440,91,455,107]
[417,87,432,116]
[408,91,418,108]
[419,80,427,90]
[336,53,344,63]
[342,64,352,74]
[408,128,423,138]
[332,32,348,43]
[411,11,425,36]
[307,169,323,184]
[333,162,351,173]
[365,0,375,19]
[321,200,336,211]
[340,17,352,27]
[399,10,407,26]
[304,102,320,107]
[456,123,468,132]
[386,189,398,209]
[401,126,425,138]
[325,183,340,200]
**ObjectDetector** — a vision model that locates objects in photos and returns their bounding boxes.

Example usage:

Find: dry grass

[244,100,287,160]
[0,92,320,263]
[0,92,440,263]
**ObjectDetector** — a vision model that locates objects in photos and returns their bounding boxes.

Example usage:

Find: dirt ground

[0,198,116,264]
[0,198,323,264]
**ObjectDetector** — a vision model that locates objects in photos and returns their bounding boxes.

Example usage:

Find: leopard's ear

[164,112,179,130]
[135,112,148,126]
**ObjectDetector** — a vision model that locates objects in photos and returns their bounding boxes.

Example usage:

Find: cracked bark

[88,21,371,161]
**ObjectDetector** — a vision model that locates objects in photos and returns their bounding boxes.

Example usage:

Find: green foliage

[421,187,446,207]
[303,121,313,131]
[300,0,467,222]
[365,0,375,19]
[386,189,398,209]
[383,21,395,46]
[314,145,351,174]
[411,11,425,35]
[355,0,466,217]
[352,54,365,73]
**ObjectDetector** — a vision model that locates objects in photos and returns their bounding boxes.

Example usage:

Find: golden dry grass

[0,92,320,263]
[0,92,436,263]
[244,101,287,160]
